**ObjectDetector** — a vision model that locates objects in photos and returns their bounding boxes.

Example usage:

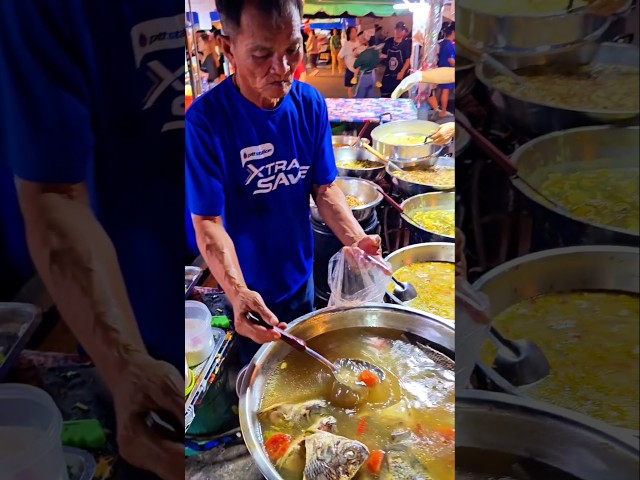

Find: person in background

[301,27,309,68]
[369,25,385,48]
[294,59,308,82]
[306,29,320,76]
[432,25,455,118]
[380,22,412,98]
[197,31,220,85]
[329,28,342,75]
[353,32,380,98]
[338,26,361,98]
[187,0,383,367]
[213,29,227,80]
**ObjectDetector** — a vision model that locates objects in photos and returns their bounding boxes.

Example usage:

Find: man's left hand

[355,235,382,257]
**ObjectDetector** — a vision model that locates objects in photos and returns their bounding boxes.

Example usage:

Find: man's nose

[271,55,288,77]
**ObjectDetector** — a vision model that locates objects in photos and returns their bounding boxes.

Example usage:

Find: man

[353,32,380,98]
[329,28,342,75]
[369,25,385,48]
[380,22,412,98]
[338,26,361,98]
[432,25,455,118]
[186,0,383,366]
[0,1,183,479]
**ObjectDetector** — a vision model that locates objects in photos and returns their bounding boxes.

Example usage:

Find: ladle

[455,114,569,214]
[456,281,551,387]
[246,313,386,407]
[360,142,390,164]
[350,120,376,147]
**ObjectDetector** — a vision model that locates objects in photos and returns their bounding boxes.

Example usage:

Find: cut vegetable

[264,433,291,461]
[367,450,385,474]
[358,370,379,387]
[357,417,367,436]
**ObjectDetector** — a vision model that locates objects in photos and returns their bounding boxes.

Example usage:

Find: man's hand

[391,68,456,99]
[430,122,455,146]
[396,72,404,80]
[231,287,286,343]
[112,353,184,480]
[355,234,382,257]
[586,0,630,15]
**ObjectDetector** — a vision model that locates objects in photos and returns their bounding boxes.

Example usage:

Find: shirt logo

[389,57,399,71]
[240,143,275,167]
[131,14,185,67]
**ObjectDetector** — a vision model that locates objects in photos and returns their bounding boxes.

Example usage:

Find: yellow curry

[338,159,383,170]
[411,210,455,237]
[345,195,365,208]
[392,167,455,187]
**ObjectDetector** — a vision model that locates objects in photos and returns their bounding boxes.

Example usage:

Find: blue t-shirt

[0,0,185,370]
[438,39,455,68]
[185,79,337,305]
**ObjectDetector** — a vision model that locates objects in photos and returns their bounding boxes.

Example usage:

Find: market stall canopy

[304,0,454,19]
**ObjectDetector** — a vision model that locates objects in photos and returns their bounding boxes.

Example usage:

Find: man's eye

[253,54,269,61]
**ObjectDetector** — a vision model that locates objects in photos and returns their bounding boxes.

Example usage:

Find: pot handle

[379,112,392,123]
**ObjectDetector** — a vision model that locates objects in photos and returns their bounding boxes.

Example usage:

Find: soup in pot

[411,210,455,237]
[392,167,455,187]
[259,328,455,480]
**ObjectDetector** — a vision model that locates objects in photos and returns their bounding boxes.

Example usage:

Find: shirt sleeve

[402,40,412,62]
[311,93,337,187]
[0,0,94,184]
[185,106,225,217]
[381,39,390,55]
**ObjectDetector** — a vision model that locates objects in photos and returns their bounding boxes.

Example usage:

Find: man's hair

[215,0,303,34]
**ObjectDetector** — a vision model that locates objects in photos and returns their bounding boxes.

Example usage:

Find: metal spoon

[246,313,385,406]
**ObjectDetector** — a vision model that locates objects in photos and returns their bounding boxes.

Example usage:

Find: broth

[411,210,455,237]
[481,291,640,429]
[338,159,383,170]
[388,262,455,320]
[259,328,454,480]
[379,132,433,146]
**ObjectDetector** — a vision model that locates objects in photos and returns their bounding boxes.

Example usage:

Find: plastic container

[0,384,69,480]
[185,301,214,367]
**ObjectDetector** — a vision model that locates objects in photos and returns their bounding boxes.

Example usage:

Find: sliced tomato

[264,433,291,461]
[367,450,385,475]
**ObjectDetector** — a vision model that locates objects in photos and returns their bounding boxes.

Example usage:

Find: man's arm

[15,180,145,387]
[312,183,368,247]
[191,215,282,342]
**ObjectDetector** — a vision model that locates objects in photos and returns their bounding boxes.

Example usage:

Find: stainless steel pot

[472,245,639,433]
[510,125,639,246]
[456,55,476,100]
[476,42,640,137]
[333,145,386,183]
[384,243,455,322]
[456,0,614,54]
[310,177,383,223]
[386,156,455,198]
[400,192,455,244]
[331,135,369,148]
[457,390,639,480]
[370,120,444,163]
[237,304,455,480]
[455,111,472,158]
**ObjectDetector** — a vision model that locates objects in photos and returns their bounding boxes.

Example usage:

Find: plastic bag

[327,246,391,308]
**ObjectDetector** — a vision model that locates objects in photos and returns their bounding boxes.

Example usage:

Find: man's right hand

[231,287,287,343]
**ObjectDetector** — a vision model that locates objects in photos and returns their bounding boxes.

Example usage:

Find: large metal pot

[384,243,454,323]
[400,192,455,244]
[476,42,640,137]
[310,177,382,223]
[370,120,444,163]
[457,390,639,480]
[331,135,369,148]
[510,125,639,246]
[237,304,455,480]
[387,156,455,198]
[333,145,386,183]
[456,0,615,54]
[472,245,639,433]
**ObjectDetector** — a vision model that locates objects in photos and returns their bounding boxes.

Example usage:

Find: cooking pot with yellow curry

[400,192,455,244]
[371,120,445,163]
[237,305,455,480]
[510,125,639,246]
[473,245,639,435]
[384,243,455,323]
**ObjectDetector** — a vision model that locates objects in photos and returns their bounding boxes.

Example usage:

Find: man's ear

[217,34,234,64]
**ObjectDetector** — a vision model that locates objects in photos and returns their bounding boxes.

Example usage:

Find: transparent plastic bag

[327,247,391,308]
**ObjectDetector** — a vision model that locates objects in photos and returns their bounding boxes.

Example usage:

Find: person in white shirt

[338,26,362,98]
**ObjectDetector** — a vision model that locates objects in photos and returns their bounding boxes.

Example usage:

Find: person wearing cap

[432,25,455,118]
[380,22,412,98]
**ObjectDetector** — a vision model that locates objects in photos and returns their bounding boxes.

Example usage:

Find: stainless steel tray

[0,303,42,381]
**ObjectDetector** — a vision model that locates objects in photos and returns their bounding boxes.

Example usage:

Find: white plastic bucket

[185,300,214,367]
[0,383,69,480]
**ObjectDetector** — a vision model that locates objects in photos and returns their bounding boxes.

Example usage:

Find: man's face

[221,3,303,102]
[394,28,406,42]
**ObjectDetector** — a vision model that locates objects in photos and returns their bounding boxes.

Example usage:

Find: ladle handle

[360,142,389,164]
[455,114,518,177]
[246,312,307,352]
[375,185,404,213]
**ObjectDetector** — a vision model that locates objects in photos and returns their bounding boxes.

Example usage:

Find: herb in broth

[259,328,454,480]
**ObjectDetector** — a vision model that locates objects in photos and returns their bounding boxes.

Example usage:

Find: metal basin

[331,135,369,148]
[476,42,640,137]
[456,0,613,54]
[310,177,383,223]
[400,192,455,244]
[333,146,386,183]
[510,125,639,246]
[237,304,455,480]
[370,120,443,163]
[387,156,455,198]
[456,390,639,480]
[384,243,454,322]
